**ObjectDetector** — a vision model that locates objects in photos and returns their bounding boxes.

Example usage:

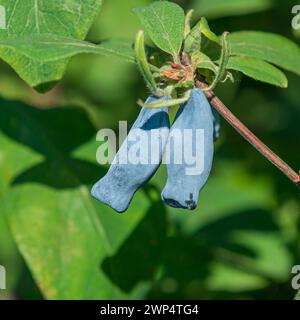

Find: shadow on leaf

[148,208,285,299]
[0,98,95,157]
[12,158,107,189]
[193,208,279,243]
[0,98,108,189]
[101,194,168,293]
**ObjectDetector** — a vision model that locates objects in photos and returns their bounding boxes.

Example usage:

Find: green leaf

[193,0,273,18]
[192,52,218,74]
[228,56,288,88]
[196,18,221,62]
[200,18,220,45]
[133,1,185,58]
[229,31,300,77]
[0,35,135,63]
[0,99,167,299]
[185,17,221,57]
[184,21,201,55]
[0,0,103,89]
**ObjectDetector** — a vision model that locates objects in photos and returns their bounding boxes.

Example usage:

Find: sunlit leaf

[133,1,185,58]
[0,0,103,89]
[228,56,288,88]
[0,35,135,63]
[229,31,300,76]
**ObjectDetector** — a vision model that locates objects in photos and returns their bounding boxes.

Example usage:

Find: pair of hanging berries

[91,88,218,213]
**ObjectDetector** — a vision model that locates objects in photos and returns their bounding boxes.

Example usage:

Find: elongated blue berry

[91,95,170,213]
[162,88,214,210]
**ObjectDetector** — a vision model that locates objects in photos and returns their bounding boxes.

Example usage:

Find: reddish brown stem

[196,80,300,187]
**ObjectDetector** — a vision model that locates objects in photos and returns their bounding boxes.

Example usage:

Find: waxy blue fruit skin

[162,88,215,210]
[91,95,170,213]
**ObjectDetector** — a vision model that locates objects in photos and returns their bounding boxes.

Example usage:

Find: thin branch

[196,80,300,187]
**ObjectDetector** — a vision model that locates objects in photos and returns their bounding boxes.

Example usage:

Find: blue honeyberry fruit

[161,88,215,210]
[91,95,170,213]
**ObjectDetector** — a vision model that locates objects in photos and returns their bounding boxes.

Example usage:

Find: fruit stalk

[196,80,300,187]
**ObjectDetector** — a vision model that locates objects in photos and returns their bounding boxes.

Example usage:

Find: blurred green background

[0,0,300,300]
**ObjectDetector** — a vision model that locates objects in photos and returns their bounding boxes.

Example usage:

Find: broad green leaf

[133,1,185,58]
[228,56,288,88]
[0,99,167,299]
[229,31,300,77]
[193,0,273,18]
[0,35,135,63]
[0,0,103,89]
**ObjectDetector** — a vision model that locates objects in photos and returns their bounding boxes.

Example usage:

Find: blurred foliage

[0,0,300,300]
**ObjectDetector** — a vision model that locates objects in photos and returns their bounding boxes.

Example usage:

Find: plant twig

[196,80,300,187]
